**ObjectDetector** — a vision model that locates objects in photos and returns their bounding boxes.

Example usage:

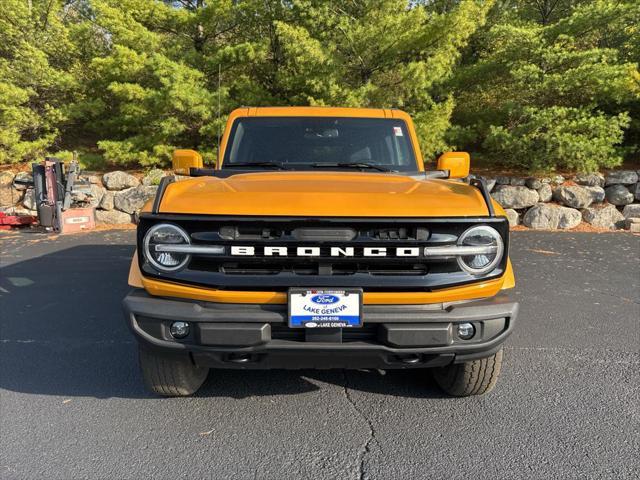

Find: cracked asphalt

[1,230,639,479]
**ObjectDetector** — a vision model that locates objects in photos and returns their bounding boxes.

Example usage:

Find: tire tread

[434,348,503,397]
[138,345,208,397]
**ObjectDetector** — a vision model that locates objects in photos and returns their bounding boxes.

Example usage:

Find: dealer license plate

[288,288,363,328]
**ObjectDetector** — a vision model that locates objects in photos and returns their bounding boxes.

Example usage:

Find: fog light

[170,321,189,339]
[457,322,475,340]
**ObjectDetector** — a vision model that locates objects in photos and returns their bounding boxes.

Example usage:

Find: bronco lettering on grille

[229,246,421,257]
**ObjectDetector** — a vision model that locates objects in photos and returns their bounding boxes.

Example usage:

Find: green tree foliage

[248,0,493,157]
[0,0,637,171]
[483,106,630,171]
[70,0,218,165]
[0,0,80,164]
[449,0,639,172]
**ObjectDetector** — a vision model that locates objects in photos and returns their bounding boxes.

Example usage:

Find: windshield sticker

[393,126,403,136]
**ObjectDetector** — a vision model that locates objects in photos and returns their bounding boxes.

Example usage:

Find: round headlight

[143,223,191,272]
[457,225,504,276]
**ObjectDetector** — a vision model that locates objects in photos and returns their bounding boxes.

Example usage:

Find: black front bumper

[123,289,518,370]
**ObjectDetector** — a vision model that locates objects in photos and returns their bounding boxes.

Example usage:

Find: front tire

[433,348,503,397]
[138,345,208,397]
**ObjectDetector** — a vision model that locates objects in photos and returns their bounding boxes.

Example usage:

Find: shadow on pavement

[1,244,446,400]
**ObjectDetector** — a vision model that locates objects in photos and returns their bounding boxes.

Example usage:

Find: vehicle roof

[230,106,412,120]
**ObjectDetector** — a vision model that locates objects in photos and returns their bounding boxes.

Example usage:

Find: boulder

[85,174,102,185]
[476,176,496,192]
[99,191,114,211]
[634,183,640,201]
[509,177,526,186]
[522,203,582,230]
[581,204,625,229]
[87,184,106,208]
[605,170,638,186]
[70,190,88,203]
[12,171,33,190]
[583,186,605,203]
[102,171,140,190]
[0,185,22,207]
[552,185,595,209]
[551,175,565,184]
[491,185,539,209]
[604,185,634,206]
[537,184,552,202]
[113,185,158,214]
[142,168,167,186]
[504,209,519,227]
[0,171,15,187]
[625,217,640,232]
[22,188,36,210]
[574,173,605,187]
[0,172,17,206]
[495,176,511,185]
[71,184,105,208]
[622,204,640,219]
[95,209,133,225]
[525,177,542,189]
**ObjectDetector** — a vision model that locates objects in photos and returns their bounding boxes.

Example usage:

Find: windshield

[222,117,418,172]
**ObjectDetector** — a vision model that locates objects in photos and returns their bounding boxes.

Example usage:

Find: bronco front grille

[137,214,509,291]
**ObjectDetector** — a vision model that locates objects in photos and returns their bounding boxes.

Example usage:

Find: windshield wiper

[224,161,287,170]
[311,162,391,172]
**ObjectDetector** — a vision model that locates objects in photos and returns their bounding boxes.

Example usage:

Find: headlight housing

[456,225,504,276]
[143,223,191,272]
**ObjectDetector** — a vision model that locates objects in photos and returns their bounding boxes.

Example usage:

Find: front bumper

[123,289,518,370]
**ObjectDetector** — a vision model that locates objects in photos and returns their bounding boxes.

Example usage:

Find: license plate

[288,288,363,328]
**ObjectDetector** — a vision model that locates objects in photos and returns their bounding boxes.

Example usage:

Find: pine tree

[449,0,639,172]
[0,0,80,163]
[1,0,637,170]
[232,0,494,158]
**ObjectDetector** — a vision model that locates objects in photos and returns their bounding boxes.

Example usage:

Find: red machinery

[12,157,97,233]
[0,211,37,230]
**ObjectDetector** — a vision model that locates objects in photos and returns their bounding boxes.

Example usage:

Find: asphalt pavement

[1,229,638,479]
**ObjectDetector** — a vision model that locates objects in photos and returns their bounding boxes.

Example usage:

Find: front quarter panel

[128,250,144,288]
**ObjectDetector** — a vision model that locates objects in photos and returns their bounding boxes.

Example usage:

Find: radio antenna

[217,63,221,162]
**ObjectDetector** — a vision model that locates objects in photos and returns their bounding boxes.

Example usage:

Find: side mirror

[172,149,203,174]
[436,152,470,179]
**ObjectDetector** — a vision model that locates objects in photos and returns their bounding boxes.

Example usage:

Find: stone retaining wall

[0,169,166,225]
[1,168,639,231]
[472,170,639,231]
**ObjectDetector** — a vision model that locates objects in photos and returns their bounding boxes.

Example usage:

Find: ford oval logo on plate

[311,294,340,305]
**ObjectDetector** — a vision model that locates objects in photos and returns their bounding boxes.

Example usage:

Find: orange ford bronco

[124,107,518,397]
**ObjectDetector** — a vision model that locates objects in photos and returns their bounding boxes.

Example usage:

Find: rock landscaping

[490,185,539,209]
[102,171,140,190]
[522,204,582,230]
[1,168,639,231]
[581,205,625,229]
[605,184,634,205]
[113,185,158,214]
[474,169,639,231]
[0,169,160,225]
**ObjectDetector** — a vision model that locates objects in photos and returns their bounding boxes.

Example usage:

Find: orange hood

[158,171,495,217]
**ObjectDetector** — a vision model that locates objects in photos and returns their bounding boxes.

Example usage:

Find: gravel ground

[0,230,638,479]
